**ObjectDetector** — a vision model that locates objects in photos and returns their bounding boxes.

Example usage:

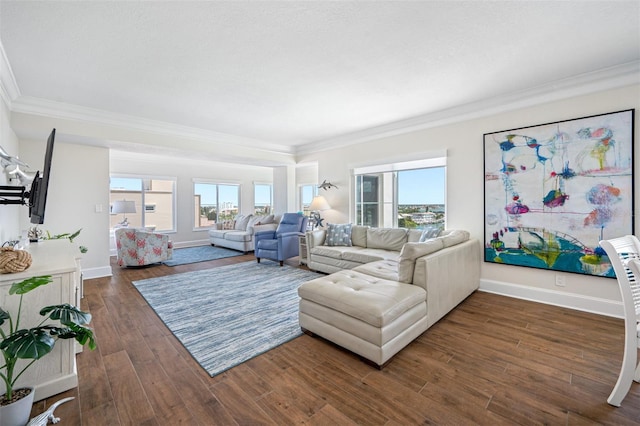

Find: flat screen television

[28,128,55,224]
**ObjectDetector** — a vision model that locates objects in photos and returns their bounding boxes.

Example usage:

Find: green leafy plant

[0,276,96,404]
[44,228,82,243]
[43,228,88,254]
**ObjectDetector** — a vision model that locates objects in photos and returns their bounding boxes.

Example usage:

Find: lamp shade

[309,195,331,211]
[112,200,136,214]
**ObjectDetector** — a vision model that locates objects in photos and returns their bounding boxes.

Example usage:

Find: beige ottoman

[298,269,429,367]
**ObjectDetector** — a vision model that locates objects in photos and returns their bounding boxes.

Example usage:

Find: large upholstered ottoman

[298,269,429,367]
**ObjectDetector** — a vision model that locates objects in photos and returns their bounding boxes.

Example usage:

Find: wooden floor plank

[32,255,640,425]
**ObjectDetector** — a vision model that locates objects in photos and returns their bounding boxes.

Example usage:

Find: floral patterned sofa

[115,228,173,267]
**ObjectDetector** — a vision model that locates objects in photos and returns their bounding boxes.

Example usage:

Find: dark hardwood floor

[31,254,640,425]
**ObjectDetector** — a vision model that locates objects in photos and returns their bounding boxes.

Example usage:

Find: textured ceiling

[1,1,639,152]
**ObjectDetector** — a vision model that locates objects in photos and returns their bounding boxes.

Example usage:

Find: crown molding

[10,96,296,156]
[0,39,20,109]
[295,61,640,156]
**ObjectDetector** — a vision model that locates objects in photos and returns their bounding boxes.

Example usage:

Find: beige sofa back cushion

[438,230,471,247]
[367,228,408,252]
[397,240,445,283]
[351,225,369,247]
[407,229,423,243]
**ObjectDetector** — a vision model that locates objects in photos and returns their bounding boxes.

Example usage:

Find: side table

[299,233,309,266]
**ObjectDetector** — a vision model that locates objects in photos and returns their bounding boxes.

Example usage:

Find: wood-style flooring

[30,254,640,425]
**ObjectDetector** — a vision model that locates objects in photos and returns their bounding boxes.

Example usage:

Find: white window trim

[110,174,177,233]
[351,156,447,227]
[192,179,241,231]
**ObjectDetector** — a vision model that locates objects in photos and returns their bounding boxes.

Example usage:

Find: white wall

[297,84,640,317]
[19,138,111,278]
[110,150,274,248]
[0,96,20,244]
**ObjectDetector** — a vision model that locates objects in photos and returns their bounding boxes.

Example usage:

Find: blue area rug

[132,262,321,376]
[162,245,242,266]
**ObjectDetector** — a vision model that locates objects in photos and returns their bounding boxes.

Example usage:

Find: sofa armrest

[413,239,480,327]
[307,229,326,248]
[255,230,277,244]
[278,231,303,240]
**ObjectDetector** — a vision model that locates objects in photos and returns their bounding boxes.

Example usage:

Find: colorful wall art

[484,109,634,277]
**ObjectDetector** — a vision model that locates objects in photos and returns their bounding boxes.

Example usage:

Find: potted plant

[0,275,96,426]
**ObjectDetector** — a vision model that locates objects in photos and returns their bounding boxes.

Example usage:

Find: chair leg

[279,261,283,266]
[256,258,260,263]
[607,336,638,406]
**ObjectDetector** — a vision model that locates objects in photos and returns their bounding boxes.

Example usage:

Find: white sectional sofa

[208,214,280,253]
[306,225,424,273]
[298,226,480,367]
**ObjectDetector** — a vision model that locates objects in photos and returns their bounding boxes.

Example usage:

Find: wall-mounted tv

[28,128,55,224]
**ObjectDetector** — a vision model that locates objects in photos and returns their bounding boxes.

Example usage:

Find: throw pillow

[234,214,252,231]
[419,226,442,242]
[246,215,267,229]
[324,223,353,247]
[222,220,235,230]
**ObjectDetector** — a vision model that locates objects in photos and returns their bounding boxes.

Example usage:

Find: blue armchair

[255,213,308,266]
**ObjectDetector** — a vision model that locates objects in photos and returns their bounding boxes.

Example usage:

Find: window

[110,176,176,232]
[193,182,240,229]
[353,157,446,230]
[254,183,272,215]
[300,184,318,217]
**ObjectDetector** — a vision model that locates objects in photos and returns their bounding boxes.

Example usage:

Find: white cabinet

[0,240,82,402]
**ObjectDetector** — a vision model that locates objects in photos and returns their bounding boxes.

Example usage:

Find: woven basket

[0,247,32,274]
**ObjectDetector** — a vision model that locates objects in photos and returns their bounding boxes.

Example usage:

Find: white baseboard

[171,239,210,249]
[82,265,112,279]
[479,279,623,319]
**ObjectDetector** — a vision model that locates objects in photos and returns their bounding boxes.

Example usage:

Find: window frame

[253,182,273,216]
[299,183,319,217]
[352,157,446,229]
[193,179,241,230]
[110,174,177,232]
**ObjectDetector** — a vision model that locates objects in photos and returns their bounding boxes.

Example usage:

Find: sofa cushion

[257,239,278,250]
[342,248,399,263]
[398,240,445,283]
[311,245,361,260]
[407,229,423,243]
[209,229,232,239]
[297,270,425,328]
[353,260,399,282]
[438,230,470,247]
[234,214,252,231]
[351,225,369,247]
[325,223,352,247]
[367,228,408,251]
[223,231,252,243]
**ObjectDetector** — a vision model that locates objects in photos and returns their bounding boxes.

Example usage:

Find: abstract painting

[484,109,634,277]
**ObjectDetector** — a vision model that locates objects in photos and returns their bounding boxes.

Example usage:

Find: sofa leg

[279,261,284,266]
[301,328,315,337]
[257,258,260,263]
[359,356,388,370]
